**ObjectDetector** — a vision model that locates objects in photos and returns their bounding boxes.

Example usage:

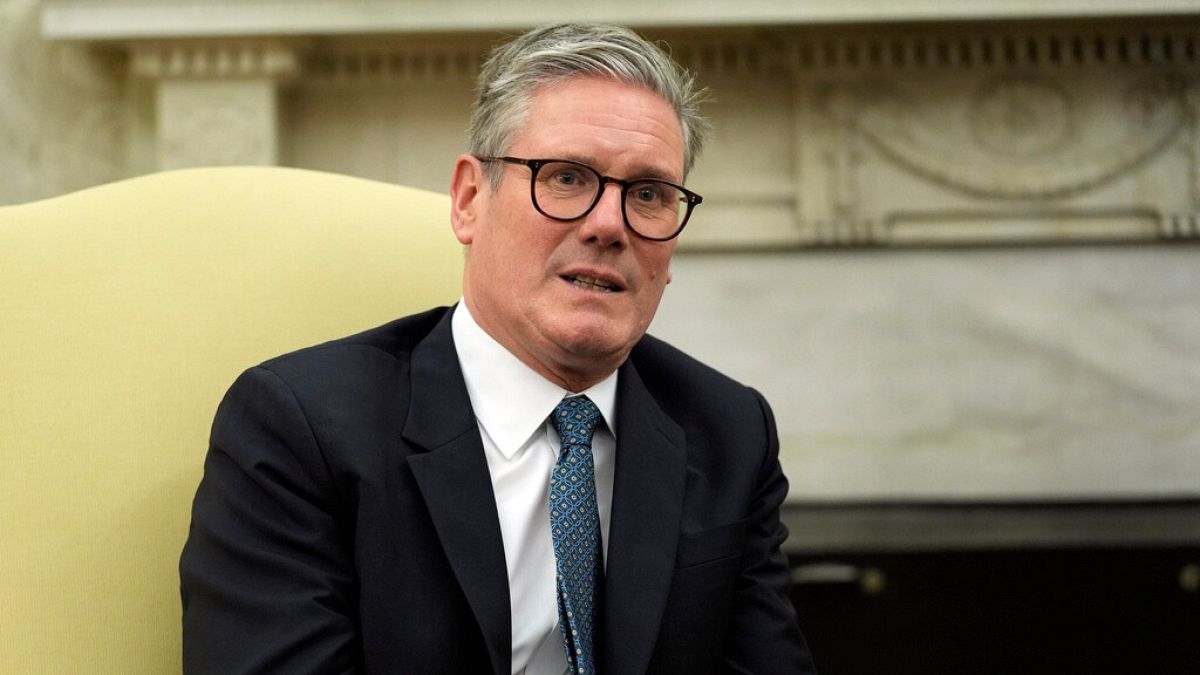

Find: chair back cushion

[0,167,461,673]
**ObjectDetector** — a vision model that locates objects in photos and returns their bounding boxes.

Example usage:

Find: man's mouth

[563,274,620,293]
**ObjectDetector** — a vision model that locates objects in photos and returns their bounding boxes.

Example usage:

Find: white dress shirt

[451,302,617,675]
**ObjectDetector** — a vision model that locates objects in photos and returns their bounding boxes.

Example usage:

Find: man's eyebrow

[627,165,678,182]
[558,154,679,183]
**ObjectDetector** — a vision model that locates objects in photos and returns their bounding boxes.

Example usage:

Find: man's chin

[558,334,625,361]
[549,327,636,372]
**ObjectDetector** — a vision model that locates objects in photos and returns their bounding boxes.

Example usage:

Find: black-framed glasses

[477,156,702,241]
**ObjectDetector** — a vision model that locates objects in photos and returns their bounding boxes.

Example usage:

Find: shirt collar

[451,300,618,459]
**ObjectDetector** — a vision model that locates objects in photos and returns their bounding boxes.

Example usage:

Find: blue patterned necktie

[549,395,603,675]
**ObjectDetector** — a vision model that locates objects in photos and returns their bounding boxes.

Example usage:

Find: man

[181,23,816,674]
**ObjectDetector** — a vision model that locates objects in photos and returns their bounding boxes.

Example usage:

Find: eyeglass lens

[533,161,688,240]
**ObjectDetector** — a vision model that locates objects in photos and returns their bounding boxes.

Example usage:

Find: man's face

[451,76,685,390]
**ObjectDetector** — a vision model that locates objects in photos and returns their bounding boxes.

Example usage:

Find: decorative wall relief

[795,28,1200,246]
[969,75,1074,160]
[834,75,1187,200]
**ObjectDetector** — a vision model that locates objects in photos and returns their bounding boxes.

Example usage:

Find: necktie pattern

[549,396,603,675]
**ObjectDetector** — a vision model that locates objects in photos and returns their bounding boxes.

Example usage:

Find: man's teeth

[568,275,616,292]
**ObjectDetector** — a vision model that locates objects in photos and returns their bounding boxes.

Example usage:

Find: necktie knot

[551,396,601,452]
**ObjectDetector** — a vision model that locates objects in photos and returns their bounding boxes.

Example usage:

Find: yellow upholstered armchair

[0,167,462,673]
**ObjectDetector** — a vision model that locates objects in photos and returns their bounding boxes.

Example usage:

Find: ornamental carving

[821,73,1189,201]
[969,76,1073,158]
[131,41,301,80]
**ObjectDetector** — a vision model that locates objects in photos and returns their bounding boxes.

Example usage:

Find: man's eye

[633,185,663,204]
[552,169,583,186]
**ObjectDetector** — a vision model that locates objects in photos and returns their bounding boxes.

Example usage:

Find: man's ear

[450,154,485,245]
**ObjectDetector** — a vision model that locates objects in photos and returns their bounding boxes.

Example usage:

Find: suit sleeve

[180,366,360,674]
[723,389,818,674]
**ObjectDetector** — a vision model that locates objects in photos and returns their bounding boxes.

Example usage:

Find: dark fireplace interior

[783,500,1200,674]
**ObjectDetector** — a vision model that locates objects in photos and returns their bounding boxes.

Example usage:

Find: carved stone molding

[824,73,1189,200]
[303,43,484,86]
[783,27,1200,71]
[777,23,1200,247]
[129,40,302,80]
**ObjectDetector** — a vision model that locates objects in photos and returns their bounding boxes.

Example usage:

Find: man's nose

[577,181,628,249]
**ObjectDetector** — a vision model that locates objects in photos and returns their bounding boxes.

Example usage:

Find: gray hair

[469,23,709,184]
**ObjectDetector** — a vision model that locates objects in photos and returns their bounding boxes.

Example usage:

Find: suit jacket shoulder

[182,305,509,674]
[629,333,775,474]
[257,305,449,376]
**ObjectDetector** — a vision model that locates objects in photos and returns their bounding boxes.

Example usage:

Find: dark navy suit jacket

[180,306,816,674]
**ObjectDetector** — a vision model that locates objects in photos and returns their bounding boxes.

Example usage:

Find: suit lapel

[603,358,688,675]
[402,309,510,675]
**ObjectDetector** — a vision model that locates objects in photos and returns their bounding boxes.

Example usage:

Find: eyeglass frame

[475,156,703,242]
